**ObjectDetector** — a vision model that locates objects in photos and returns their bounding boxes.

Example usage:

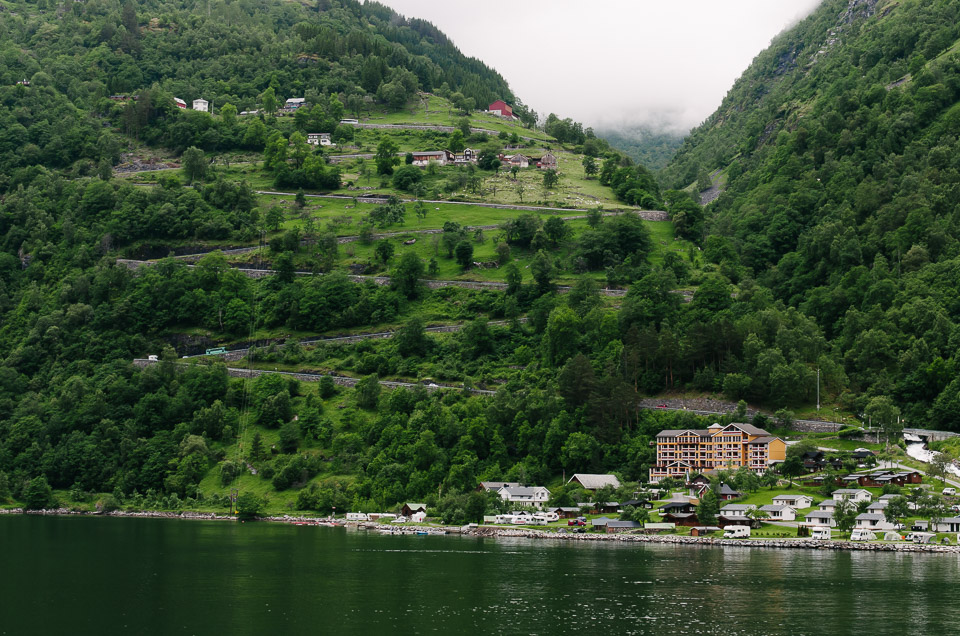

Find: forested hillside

[0,0,530,189]
[660,0,960,428]
[3,0,959,519]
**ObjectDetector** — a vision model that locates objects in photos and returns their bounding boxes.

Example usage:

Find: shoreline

[4,507,960,554]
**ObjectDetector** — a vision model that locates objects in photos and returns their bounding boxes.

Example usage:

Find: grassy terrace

[221,216,690,288]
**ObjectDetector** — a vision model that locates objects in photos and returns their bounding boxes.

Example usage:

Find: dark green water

[2,515,959,635]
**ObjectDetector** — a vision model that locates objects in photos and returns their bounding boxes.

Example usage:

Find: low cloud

[373,0,822,134]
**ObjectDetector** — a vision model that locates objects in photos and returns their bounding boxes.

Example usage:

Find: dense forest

[660,0,960,428]
[2,0,960,516]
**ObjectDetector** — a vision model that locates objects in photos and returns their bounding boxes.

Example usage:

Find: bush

[236,492,265,519]
[392,165,423,191]
[23,476,54,510]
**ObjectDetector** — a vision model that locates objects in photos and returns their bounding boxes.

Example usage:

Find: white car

[943,488,956,496]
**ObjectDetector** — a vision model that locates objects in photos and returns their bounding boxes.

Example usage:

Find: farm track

[165,209,668,258]
[116,258,633,297]
[180,320,523,361]
[133,358,496,395]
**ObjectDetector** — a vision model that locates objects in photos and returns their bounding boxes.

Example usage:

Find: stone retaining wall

[467,526,960,554]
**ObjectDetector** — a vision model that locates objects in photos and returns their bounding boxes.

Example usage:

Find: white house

[759,504,797,521]
[497,485,551,509]
[452,148,477,165]
[805,510,836,527]
[719,504,757,519]
[193,98,209,112]
[866,501,889,513]
[819,499,838,511]
[854,513,896,531]
[772,494,814,509]
[307,132,332,146]
[285,97,307,110]
[345,512,368,521]
[174,97,187,109]
[931,517,960,533]
[832,489,872,503]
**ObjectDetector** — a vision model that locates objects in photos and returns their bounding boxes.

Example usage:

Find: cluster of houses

[498,152,558,170]
[407,149,558,171]
[173,97,209,112]
[411,148,479,167]
[346,503,428,523]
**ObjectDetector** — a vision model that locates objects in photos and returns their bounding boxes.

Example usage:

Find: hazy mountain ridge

[594,126,684,170]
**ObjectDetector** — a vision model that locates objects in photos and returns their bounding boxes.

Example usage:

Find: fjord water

[3,516,959,635]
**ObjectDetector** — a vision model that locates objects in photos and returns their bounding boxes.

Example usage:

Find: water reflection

[2,516,960,635]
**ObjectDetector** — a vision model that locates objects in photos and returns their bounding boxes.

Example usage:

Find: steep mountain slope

[661,0,960,425]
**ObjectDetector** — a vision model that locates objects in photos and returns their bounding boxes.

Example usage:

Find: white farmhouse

[497,486,550,509]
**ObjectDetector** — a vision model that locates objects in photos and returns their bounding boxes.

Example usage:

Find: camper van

[851,529,876,541]
[533,512,558,524]
[722,526,750,539]
[811,526,832,540]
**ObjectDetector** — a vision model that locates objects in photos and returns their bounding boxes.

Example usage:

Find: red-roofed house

[488,100,515,120]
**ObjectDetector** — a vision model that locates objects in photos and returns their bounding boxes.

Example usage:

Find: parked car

[567,520,586,526]
[942,487,956,496]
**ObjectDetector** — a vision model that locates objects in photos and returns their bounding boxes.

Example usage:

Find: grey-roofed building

[718,483,742,500]
[719,504,756,518]
[605,520,642,533]
[932,517,960,533]
[759,504,796,521]
[772,494,814,509]
[833,488,872,503]
[477,481,521,492]
[854,512,895,530]
[804,510,836,527]
[568,473,621,490]
[497,485,550,509]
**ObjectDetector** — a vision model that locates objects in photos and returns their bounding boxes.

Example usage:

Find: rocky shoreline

[5,508,960,554]
[466,525,960,554]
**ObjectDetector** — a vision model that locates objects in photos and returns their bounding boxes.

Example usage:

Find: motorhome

[811,526,832,540]
[722,526,750,538]
[851,529,876,541]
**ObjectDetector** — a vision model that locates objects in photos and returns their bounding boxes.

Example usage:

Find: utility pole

[816,367,820,415]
